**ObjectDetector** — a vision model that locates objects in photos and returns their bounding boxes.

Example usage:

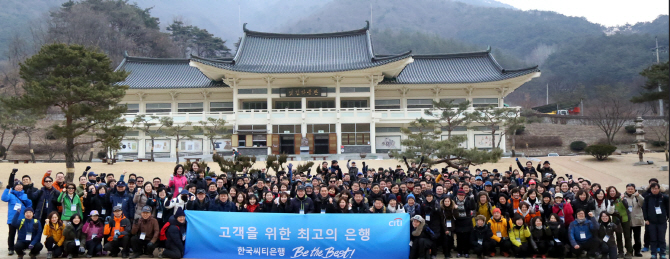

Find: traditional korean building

[116,22,540,158]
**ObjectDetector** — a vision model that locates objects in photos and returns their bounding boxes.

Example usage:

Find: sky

[496,0,669,26]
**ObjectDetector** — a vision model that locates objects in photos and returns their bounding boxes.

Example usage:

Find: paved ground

[0,153,667,258]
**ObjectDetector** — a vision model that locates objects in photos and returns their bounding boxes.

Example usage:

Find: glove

[516,158,519,161]
[347,159,351,163]
[288,163,293,169]
[29,245,34,249]
[113,232,120,240]
[147,242,154,248]
[86,166,91,171]
[105,216,111,225]
[79,247,85,253]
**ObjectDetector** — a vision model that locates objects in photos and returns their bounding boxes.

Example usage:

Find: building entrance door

[313,134,329,154]
[279,135,295,154]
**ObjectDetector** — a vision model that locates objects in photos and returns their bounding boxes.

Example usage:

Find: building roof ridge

[410,47,492,59]
[242,21,369,38]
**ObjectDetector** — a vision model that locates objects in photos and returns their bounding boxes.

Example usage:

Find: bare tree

[588,85,635,145]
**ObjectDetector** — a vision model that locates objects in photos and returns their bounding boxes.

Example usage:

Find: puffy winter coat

[642,192,670,224]
[63,222,86,251]
[11,211,41,247]
[2,188,32,224]
[165,217,186,257]
[552,201,574,227]
[470,224,493,245]
[43,222,65,247]
[509,225,531,247]
[488,216,512,242]
[133,190,157,219]
[82,218,104,242]
[622,192,644,227]
[209,200,235,212]
[289,196,314,214]
[568,217,599,246]
[32,187,60,221]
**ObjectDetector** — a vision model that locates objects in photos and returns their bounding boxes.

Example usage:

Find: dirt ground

[0,153,667,258]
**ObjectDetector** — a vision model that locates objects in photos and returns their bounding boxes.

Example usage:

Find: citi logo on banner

[389,218,403,227]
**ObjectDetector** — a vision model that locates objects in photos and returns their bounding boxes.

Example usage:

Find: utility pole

[652,36,665,116]
[546,83,549,105]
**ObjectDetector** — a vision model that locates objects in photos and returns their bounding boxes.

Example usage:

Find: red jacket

[552,202,574,227]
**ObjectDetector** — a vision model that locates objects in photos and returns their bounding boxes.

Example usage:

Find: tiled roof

[381,49,540,84]
[190,22,412,74]
[115,56,225,89]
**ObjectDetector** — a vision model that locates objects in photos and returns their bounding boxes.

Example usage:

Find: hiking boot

[650,254,657,259]
[68,254,73,259]
[642,248,650,253]
[660,254,667,259]
[626,253,634,259]
[17,255,23,259]
[503,252,510,257]
[465,254,470,258]
[491,253,496,257]
[619,253,625,258]
[122,253,129,259]
[9,251,14,256]
[47,251,53,259]
[86,255,92,258]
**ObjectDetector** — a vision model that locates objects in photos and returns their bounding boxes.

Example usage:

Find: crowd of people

[1,158,668,259]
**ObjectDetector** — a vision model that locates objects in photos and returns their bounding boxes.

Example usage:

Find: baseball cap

[529,180,536,185]
[554,193,563,198]
[116,181,127,187]
[305,183,313,189]
[89,210,99,216]
[141,206,152,213]
[196,189,206,194]
[205,176,212,181]
[87,171,98,177]
[475,176,483,181]
[297,185,306,191]
[113,206,122,212]
[484,181,492,186]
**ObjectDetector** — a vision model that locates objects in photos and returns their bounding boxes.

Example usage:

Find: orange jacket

[103,215,131,242]
[515,210,541,225]
[509,197,522,211]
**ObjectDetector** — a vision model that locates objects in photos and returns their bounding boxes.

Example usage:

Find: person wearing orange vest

[103,206,131,258]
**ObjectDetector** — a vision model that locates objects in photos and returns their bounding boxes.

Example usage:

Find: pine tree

[4,43,128,181]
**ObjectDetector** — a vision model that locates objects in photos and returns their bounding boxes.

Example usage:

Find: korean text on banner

[184,211,409,259]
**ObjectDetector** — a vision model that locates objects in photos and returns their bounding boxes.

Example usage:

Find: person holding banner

[130,206,159,259]
[313,186,335,214]
[233,193,248,212]
[160,208,186,259]
[410,215,436,259]
[272,193,292,213]
[289,185,314,214]
[208,190,235,212]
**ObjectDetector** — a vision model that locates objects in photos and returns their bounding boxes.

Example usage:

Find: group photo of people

[1,158,668,259]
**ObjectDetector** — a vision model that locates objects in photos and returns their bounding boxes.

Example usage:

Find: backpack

[159,222,179,241]
[19,219,39,231]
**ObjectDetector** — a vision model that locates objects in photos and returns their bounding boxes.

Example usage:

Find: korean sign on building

[280,87,327,97]
[184,211,409,259]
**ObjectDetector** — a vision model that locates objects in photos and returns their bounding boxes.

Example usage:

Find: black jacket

[289,196,314,214]
[571,198,596,218]
[165,217,186,257]
[421,200,442,238]
[597,221,621,247]
[208,200,235,212]
[259,201,274,213]
[470,224,493,246]
[454,196,474,232]
[313,195,336,213]
[186,199,209,211]
[350,200,370,213]
[84,192,105,219]
[642,192,669,224]
[529,226,552,250]
[272,202,291,213]
[32,187,60,221]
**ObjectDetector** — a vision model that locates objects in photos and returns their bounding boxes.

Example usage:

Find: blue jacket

[2,189,33,224]
[109,190,133,220]
[32,187,60,221]
[568,217,598,246]
[11,211,41,246]
[209,200,235,212]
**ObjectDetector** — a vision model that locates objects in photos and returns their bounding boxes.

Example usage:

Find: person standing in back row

[642,183,669,259]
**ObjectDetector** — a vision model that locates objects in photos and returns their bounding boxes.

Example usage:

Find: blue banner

[184,211,409,259]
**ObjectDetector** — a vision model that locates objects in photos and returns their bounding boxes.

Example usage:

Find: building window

[272,125,301,134]
[376,127,401,133]
[238,135,246,147]
[238,88,268,94]
[210,102,233,112]
[120,103,139,113]
[307,100,335,109]
[375,99,400,110]
[341,100,368,108]
[340,87,370,93]
[177,102,203,113]
[274,101,301,109]
[307,124,336,133]
[439,98,467,105]
[252,135,267,147]
[472,98,499,107]
[145,103,171,113]
[341,123,370,145]
[242,101,268,110]
[238,125,267,132]
[407,99,433,109]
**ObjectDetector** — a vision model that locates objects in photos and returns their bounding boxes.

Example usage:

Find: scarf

[411,220,425,236]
